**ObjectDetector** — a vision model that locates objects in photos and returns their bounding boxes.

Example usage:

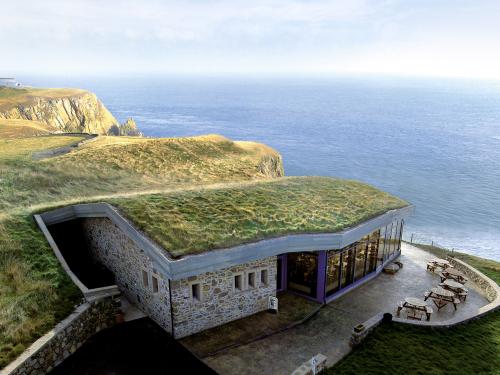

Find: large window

[353,236,368,282]
[340,246,355,289]
[326,252,341,296]
[366,231,379,274]
[287,252,318,298]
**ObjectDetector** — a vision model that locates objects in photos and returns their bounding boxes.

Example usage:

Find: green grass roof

[109,176,409,258]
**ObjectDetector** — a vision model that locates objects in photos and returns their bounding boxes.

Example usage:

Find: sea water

[28,76,500,260]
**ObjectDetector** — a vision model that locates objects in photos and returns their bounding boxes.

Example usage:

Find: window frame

[233,273,244,292]
[247,271,256,289]
[260,268,269,287]
[141,269,149,288]
[190,282,202,302]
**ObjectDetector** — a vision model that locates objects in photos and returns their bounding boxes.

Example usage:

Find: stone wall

[3,298,117,375]
[82,218,172,334]
[447,257,499,302]
[171,256,277,338]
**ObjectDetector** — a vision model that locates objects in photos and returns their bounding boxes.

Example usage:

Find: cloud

[2,0,500,78]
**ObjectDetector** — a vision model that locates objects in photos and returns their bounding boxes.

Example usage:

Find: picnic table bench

[397,297,433,321]
[424,287,460,310]
[440,279,468,301]
[440,268,468,284]
[427,258,452,272]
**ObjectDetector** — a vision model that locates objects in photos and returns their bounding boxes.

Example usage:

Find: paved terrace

[202,243,490,375]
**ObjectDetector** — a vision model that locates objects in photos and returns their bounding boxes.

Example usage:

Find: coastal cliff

[0,87,138,135]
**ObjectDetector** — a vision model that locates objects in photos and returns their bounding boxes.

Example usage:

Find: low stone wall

[350,313,384,346]
[351,257,500,345]
[2,297,118,375]
[447,257,499,303]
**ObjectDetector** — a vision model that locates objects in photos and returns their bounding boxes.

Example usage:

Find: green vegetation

[328,249,500,375]
[0,132,282,368]
[109,176,408,258]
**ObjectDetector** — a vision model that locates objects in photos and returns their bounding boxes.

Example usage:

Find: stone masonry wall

[82,218,172,333]
[4,298,116,375]
[171,256,277,338]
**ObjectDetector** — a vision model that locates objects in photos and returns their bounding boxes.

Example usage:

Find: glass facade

[281,220,403,302]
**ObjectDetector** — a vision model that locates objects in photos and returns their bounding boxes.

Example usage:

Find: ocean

[27,76,500,260]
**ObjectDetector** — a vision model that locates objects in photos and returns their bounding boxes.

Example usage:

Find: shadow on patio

[180,292,320,358]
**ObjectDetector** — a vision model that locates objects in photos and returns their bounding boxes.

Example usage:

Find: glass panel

[390,221,398,256]
[397,220,404,252]
[383,223,392,260]
[377,227,385,267]
[353,236,368,281]
[366,230,380,273]
[287,252,318,298]
[394,220,401,253]
[340,245,355,289]
[326,251,341,296]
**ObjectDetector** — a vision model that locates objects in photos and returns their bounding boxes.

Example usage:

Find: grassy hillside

[109,176,408,258]
[0,119,52,138]
[0,87,86,110]
[328,247,500,375]
[0,132,283,368]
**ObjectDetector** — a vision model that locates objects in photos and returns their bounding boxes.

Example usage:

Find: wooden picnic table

[427,258,453,272]
[440,268,468,284]
[441,279,468,301]
[424,287,459,310]
[397,297,432,321]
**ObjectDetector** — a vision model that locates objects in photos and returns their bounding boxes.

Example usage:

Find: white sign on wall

[268,296,278,312]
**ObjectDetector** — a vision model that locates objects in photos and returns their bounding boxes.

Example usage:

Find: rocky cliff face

[0,89,135,135]
[258,153,284,178]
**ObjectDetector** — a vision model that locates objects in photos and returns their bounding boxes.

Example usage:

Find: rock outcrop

[0,88,138,136]
[108,118,143,137]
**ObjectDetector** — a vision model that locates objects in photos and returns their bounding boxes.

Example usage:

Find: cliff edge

[0,87,138,135]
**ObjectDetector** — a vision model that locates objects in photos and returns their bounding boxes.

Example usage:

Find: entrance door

[287,252,318,298]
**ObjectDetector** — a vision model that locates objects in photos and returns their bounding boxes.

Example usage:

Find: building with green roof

[36,177,413,338]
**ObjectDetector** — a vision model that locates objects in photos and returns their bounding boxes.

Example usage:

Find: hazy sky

[3,0,500,78]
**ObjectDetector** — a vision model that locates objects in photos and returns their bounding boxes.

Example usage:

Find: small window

[191,283,200,301]
[248,272,256,288]
[260,269,268,286]
[142,270,149,288]
[234,274,242,291]
[152,275,159,293]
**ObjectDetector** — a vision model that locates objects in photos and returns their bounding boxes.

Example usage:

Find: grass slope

[328,246,500,375]
[109,176,408,258]
[0,119,51,139]
[0,87,86,111]
[0,133,282,368]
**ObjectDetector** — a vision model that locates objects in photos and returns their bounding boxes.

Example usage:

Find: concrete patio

[202,243,490,375]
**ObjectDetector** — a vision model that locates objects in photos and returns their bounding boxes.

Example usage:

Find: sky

[2,0,500,79]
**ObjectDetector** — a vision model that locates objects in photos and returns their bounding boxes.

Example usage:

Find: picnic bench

[397,297,433,321]
[424,287,460,310]
[440,279,468,301]
[427,258,452,272]
[440,268,468,284]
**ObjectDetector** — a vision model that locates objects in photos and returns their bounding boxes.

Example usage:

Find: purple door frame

[316,251,327,304]
[278,251,327,304]
[277,254,287,293]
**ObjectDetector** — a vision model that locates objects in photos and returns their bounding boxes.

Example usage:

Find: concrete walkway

[203,243,489,375]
